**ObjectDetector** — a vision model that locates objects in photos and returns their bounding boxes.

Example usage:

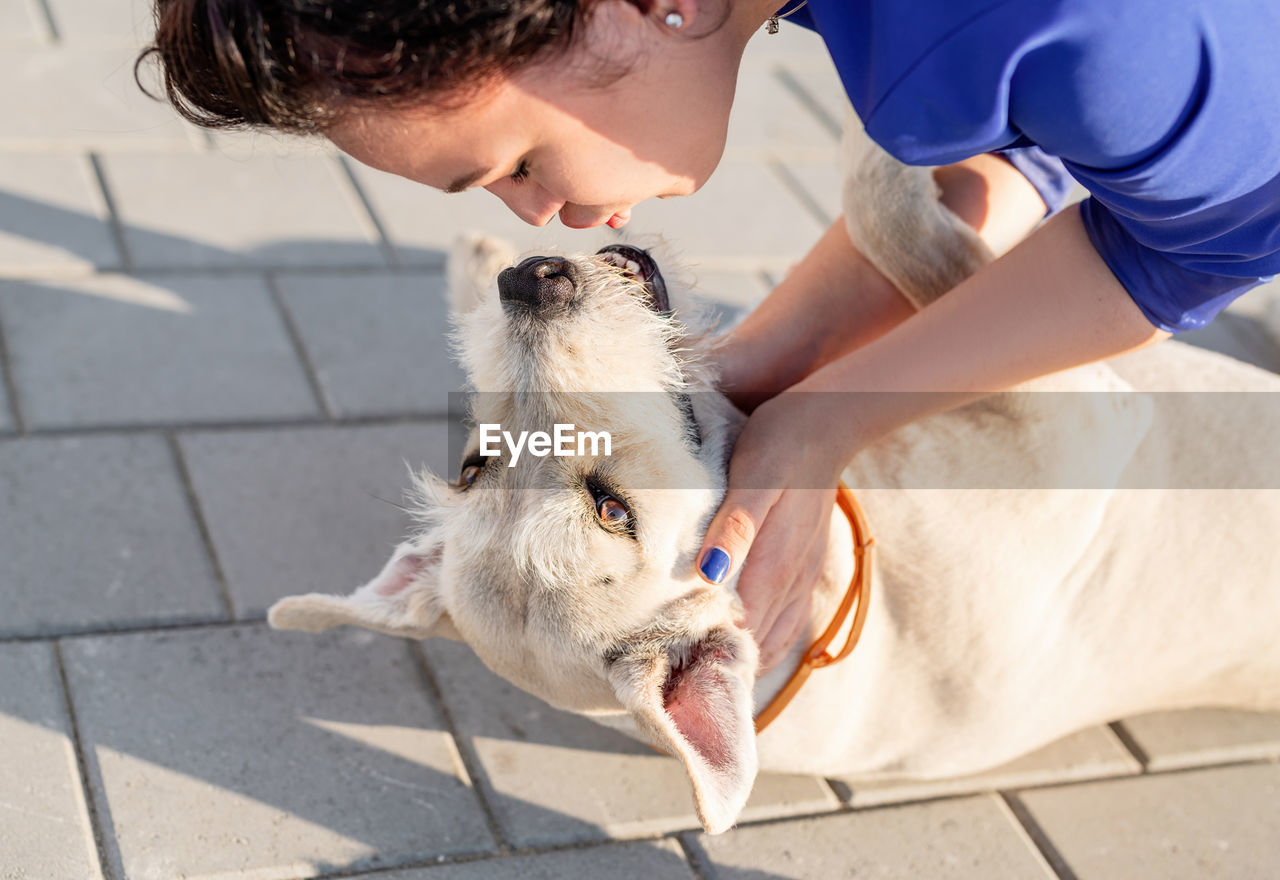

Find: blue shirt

[786,0,1280,332]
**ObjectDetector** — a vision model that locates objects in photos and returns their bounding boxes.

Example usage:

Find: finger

[736,489,828,636]
[742,490,833,671]
[696,487,779,587]
[758,593,814,673]
[759,527,827,670]
[737,500,822,639]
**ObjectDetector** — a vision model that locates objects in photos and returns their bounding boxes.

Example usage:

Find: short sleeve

[995,146,1075,218]
[1007,0,1280,332]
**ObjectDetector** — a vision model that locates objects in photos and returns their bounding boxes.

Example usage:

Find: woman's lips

[560,208,631,229]
[558,188,684,227]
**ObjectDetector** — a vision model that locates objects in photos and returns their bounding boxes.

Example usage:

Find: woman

[144,0,1280,668]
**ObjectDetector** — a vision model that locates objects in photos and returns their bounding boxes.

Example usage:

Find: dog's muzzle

[596,245,671,314]
[496,247,671,318]
[497,255,576,315]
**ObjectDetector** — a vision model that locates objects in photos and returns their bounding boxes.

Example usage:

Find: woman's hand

[702,222,906,669]
[701,206,1167,672]
[695,391,851,671]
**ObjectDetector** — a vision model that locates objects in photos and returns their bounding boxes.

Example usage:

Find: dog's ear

[447,233,516,317]
[606,625,759,834]
[267,541,459,640]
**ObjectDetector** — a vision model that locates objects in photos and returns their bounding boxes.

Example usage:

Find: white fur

[841,111,994,308]
[269,127,1280,834]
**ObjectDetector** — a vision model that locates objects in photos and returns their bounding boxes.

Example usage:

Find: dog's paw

[447,233,516,316]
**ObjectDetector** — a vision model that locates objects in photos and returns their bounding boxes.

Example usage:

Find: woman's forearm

[719,153,1051,407]
[718,220,913,408]
[792,204,1169,459]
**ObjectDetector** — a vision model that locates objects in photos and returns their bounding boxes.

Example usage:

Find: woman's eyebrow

[445,168,488,193]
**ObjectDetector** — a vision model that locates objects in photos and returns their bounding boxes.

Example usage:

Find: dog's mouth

[596,245,670,314]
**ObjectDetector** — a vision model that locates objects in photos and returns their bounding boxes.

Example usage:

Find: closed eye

[509,160,530,184]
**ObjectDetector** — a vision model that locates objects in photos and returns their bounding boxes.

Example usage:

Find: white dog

[268,124,1280,835]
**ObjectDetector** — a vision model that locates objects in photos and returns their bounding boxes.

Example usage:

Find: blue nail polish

[699,547,731,584]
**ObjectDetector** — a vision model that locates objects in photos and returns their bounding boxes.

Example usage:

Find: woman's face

[326,1,750,229]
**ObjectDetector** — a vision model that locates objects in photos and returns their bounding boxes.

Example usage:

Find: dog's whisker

[366,491,413,514]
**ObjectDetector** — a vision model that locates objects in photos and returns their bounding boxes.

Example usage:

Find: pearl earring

[664,10,684,28]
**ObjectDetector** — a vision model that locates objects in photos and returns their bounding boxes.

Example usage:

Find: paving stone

[0,152,121,275]
[830,725,1141,808]
[740,19,834,68]
[421,638,838,848]
[724,70,839,162]
[1064,180,1092,208]
[0,434,226,638]
[0,274,320,429]
[342,841,697,880]
[776,160,844,225]
[0,642,104,880]
[98,153,385,269]
[275,271,467,418]
[1225,273,1280,323]
[682,269,772,333]
[1117,709,1280,771]
[687,794,1052,879]
[179,422,457,618]
[1181,308,1280,374]
[61,624,495,880]
[619,161,826,272]
[206,128,338,158]
[44,0,154,45]
[0,0,50,45]
[684,269,772,310]
[345,160,617,268]
[0,367,14,433]
[1264,300,1280,346]
[775,59,851,139]
[1018,763,1280,879]
[0,49,202,150]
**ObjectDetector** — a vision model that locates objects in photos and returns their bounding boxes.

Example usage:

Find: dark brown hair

[138,0,598,133]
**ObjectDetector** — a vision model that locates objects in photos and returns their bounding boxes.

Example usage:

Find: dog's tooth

[625,260,641,275]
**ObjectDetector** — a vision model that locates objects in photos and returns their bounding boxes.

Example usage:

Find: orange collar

[753,481,875,734]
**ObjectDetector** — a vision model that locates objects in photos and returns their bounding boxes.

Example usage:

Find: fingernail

[699,547,731,584]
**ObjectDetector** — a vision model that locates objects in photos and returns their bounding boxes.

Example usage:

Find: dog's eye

[597,495,630,526]
[586,479,634,535]
[459,458,484,488]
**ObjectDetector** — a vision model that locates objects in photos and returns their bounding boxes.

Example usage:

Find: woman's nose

[485,180,563,227]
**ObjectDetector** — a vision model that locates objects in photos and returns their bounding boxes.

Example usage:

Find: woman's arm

[701,203,1168,669]
[794,201,1165,432]
[718,152,1049,410]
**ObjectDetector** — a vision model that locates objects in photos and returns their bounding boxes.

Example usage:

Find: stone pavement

[2,6,1280,879]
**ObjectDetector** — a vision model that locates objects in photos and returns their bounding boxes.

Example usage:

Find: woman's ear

[600,0,701,35]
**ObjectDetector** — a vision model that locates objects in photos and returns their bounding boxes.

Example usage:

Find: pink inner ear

[663,644,737,771]
[372,551,435,597]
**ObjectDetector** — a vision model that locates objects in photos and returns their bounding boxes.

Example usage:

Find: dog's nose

[497,255,576,313]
